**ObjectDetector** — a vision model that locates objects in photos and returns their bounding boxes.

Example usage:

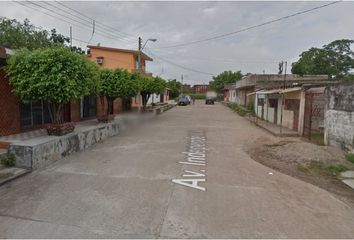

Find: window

[20,101,51,129]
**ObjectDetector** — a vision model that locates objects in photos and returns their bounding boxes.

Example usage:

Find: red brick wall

[113,98,123,115]
[96,96,122,117]
[0,68,21,136]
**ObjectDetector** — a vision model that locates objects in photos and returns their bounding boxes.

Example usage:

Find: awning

[246,92,256,96]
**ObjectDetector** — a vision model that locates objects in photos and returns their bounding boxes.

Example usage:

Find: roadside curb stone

[340,171,354,189]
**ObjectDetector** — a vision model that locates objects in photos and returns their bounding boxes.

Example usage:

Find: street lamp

[138,37,157,73]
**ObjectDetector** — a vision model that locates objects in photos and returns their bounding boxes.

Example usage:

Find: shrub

[0,153,16,167]
[346,153,354,164]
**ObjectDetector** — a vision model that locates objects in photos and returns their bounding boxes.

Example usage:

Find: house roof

[258,87,302,94]
[87,45,153,61]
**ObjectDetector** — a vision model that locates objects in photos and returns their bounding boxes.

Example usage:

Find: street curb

[0,168,31,187]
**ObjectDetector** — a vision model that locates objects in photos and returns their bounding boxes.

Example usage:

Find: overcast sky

[1,1,354,85]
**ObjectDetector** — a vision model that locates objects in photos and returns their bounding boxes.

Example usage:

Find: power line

[45,1,135,44]
[157,1,341,49]
[145,49,215,76]
[54,1,136,40]
[22,1,130,42]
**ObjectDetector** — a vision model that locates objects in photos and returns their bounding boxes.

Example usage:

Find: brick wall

[0,68,21,136]
[96,96,122,117]
[70,100,81,122]
[324,82,354,152]
[113,98,123,115]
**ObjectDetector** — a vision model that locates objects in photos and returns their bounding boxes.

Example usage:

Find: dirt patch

[245,136,354,205]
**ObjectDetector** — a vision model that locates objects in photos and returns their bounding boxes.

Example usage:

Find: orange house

[86,45,153,114]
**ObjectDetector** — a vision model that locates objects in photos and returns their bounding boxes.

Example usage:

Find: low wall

[325,110,354,151]
[9,104,175,169]
[9,120,121,169]
[325,83,354,152]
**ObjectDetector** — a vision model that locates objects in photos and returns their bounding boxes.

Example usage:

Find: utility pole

[70,26,72,48]
[137,37,142,112]
[279,61,287,135]
[181,74,184,95]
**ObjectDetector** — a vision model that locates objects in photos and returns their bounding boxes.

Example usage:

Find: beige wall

[87,48,146,72]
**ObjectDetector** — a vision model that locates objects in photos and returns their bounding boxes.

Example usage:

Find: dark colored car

[205,97,215,105]
[178,96,190,106]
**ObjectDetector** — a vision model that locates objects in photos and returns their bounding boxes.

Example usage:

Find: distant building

[193,84,209,94]
[182,84,193,93]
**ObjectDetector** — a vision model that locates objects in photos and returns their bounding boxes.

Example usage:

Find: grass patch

[226,103,252,117]
[346,153,354,165]
[310,132,325,146]
[298,161,348,176]
[327,164,348,174]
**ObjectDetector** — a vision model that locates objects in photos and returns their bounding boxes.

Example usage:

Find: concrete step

[0,167,30,186]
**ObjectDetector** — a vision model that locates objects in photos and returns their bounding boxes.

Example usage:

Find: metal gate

[303,90,325,138]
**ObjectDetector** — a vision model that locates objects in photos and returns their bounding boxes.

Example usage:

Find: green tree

[99,69,139,116]
[0,17,84,54]
[292,39,354,79]
[138,76,166,110]
[166,79,182,98]
[6,47,100,124]
[209,70,243,92]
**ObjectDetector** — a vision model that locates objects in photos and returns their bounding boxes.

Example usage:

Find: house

[235,74,330,107]
[182,84,193,93]
[222,83,236,102]
[192,84,209,94]
[324,82,354,152]
[254,81,335,136]
[86,44,154,112]
[0,44,157,137]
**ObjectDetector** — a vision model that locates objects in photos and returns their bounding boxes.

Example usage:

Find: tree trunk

[99,96,106,117]
[48,102,63,124]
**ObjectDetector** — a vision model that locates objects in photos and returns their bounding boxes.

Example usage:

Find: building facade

[192,84,209,93]
[0,45,154,136]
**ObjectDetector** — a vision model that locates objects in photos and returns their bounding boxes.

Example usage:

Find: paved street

[0,101,354,238]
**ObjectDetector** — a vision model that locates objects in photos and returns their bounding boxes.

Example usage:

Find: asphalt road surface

[1,100,354,238]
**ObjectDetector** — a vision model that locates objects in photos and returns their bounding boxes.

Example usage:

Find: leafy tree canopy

[291,39,354,79]
[0,17,84,53]
[166,79,182,98]
[6,47,100,123]
[114,69,139,99]
[137,75,167,109]
[209,70,243,92]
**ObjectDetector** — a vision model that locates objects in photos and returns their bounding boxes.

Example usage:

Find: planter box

[47,123,75,136]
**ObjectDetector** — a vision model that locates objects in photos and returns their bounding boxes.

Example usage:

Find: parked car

[178,96,190,106]
[185,95,192,104]
[205,96,215,105]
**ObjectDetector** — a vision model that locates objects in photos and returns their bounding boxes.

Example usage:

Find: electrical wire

[19,1,131,43]
[145,49,215,76]
[54,1,136,40]
[157,1,341,49]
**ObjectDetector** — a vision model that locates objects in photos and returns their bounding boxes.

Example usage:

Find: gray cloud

[1,1,354,84]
